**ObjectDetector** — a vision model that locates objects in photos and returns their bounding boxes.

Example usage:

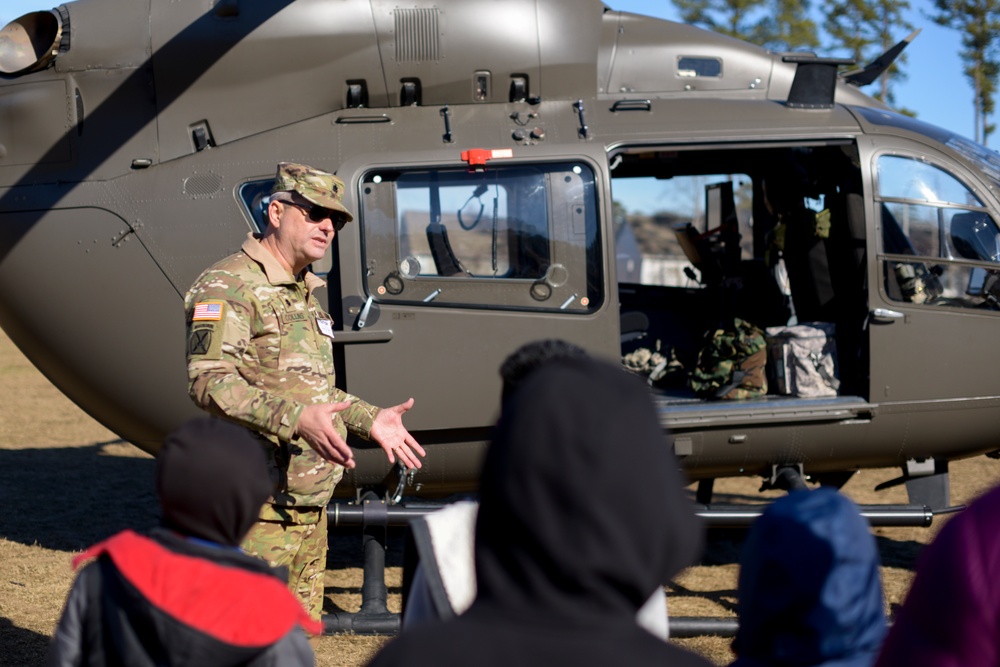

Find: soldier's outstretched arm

[369,398,425,470]
[295,402,356,468]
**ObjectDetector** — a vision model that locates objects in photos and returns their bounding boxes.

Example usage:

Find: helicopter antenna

[842,29,921,87]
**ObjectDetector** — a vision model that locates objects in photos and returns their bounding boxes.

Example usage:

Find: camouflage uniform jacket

[185,233,379,516]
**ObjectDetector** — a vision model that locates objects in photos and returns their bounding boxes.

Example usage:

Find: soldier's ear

[266,200,284,229]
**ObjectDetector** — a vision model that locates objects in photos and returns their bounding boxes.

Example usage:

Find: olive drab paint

[0,0,998,509]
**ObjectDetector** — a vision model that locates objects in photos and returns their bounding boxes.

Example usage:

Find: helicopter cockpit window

[237,180,274,233]
[877,156,981,207]
[360,162,601,312]
[876,154,1000,309]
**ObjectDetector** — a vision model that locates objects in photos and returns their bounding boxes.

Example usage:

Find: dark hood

[733,488,886,667]
[473,357,703,626]
[156,417,272,547]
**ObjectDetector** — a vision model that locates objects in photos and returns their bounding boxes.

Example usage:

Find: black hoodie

[368,357,710,667]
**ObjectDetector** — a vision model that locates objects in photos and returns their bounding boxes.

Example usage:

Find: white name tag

[317,318,335,339]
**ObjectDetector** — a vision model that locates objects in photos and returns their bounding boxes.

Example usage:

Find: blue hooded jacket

[732,488,887,667]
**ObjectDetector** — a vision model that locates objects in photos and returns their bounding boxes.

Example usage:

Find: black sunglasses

[280,200,348,230]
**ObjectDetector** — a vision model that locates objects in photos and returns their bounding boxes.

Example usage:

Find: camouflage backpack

[689,318,768,400]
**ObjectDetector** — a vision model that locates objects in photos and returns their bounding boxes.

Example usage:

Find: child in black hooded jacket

[46,417,318,667]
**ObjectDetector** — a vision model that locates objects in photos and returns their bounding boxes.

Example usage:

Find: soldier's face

[268,197,336,273]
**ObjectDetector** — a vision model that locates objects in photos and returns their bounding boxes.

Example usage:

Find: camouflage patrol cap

[271,162,354,223]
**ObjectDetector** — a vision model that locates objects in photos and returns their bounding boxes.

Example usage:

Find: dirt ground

[2,326,999,667]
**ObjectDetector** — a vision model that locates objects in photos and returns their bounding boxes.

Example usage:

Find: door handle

[356,295,374,329]
[871,307,904,322]
[332,329,393,344]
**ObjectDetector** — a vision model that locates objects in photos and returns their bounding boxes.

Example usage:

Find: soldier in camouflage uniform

[184,162,425,625]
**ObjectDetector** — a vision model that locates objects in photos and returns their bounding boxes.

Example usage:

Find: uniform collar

[241,232,326,292]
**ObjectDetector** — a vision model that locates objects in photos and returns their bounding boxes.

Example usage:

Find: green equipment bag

[690,318,768,400]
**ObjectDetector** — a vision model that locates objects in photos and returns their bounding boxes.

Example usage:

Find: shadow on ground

[695,527,923,570]
[324,526,406,615]
[873,534,923,570]
[0,617,51,667]
[0,441,158,551]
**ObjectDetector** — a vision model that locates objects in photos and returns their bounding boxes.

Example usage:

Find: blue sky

[0,0,979,142]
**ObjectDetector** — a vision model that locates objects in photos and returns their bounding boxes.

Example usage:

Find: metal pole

[669,616,739,638]
[329,501,942,528]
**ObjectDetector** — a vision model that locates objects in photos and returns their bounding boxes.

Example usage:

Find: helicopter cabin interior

[609,142,870,405]
[610,139,1000,409]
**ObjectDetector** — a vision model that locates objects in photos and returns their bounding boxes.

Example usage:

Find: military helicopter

[2,0,998,562]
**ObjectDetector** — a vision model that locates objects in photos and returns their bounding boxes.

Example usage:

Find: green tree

[672,0,819,51]
[757,0,821,51]
[672,0,765,39]
[932,0,1000,145]
[823,0,913,107]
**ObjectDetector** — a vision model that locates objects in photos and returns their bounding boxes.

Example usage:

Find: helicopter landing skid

[323,492,404,636]
[322,481,959,636]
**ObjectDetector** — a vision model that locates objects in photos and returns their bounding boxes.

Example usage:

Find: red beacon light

[461,148,513,172]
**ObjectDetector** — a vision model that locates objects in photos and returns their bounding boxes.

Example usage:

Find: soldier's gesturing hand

[295,402,356,468]
[370,398,426,470]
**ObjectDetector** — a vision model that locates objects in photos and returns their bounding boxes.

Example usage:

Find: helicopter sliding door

[335,158,615,487]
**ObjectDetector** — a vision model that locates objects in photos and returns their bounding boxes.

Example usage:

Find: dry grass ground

[2,326,999,666]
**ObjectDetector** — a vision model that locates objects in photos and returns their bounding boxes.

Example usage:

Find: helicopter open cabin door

[864,138,1000,463]
[610,140,874,407]
[333,157,615,486]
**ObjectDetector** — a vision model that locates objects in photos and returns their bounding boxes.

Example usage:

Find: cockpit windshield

[945,135,1000,190]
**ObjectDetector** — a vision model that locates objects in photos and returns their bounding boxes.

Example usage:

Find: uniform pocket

[276,311,331,376]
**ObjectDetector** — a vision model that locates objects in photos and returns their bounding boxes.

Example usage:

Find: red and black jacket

[47,528,320,667]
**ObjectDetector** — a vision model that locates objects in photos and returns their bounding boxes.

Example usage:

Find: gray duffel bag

[765,322,840,397]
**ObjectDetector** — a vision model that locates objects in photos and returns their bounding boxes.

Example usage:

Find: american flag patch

[192,301,224,321]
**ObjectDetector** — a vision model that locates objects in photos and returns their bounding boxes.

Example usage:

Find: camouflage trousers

[242,507,328,627]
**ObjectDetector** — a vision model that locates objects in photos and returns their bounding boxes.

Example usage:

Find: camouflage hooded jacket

[185,233,379,511]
